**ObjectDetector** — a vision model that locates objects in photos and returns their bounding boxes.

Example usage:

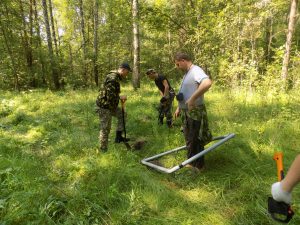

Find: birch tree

[33,0,47,85]
[93,0,99,86]
[132,0,140,89]
[48,0,59,56]
[42,0,60,89]
[281,0,298,90]
[79,0,88,85]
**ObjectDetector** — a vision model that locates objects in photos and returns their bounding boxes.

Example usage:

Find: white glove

[271,182,292,204]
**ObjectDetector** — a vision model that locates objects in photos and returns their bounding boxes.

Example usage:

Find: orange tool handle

[273,152,284,181]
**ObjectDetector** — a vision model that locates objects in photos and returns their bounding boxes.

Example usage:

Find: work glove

[271,182,292,204]
[160,96,169,105]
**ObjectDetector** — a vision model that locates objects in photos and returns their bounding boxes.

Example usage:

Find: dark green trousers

[182,105,212,168]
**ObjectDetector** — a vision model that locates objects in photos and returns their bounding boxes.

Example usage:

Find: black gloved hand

[160,96,168,103]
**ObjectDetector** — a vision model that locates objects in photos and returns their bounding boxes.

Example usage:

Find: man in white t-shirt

[174,52,212,170]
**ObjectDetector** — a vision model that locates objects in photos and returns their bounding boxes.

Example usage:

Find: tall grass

[0,85,299,224]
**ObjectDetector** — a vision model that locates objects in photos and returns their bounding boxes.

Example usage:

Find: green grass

[0,84,300,224]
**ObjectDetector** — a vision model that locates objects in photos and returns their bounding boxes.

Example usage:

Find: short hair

[174,52,192,61]
[146,69,155,75]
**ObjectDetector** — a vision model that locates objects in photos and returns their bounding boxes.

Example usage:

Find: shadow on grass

[1,88,300,224]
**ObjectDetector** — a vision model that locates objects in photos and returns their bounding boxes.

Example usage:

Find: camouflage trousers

[182,105,212,168]
[98,107,126,151]
[158,93,175,125]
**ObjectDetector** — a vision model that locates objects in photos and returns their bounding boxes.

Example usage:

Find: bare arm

[281,154,300,192]
[174,106,181,119]
[162,79,170,97]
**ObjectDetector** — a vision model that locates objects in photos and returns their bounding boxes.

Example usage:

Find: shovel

[121,99,131,150]
[268,152,294,223]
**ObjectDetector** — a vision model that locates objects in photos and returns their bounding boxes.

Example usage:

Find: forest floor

[0,84,300,224]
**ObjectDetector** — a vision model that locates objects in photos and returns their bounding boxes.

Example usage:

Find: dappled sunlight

[24,127,43,143]
[49,154,73,182]
[178,188,216,204]
[96,153,123,169]
[202,211,231,225]
[162,202,230,225]
[1,88,300,224]
[1,0,300,221]
[142,192,159,211]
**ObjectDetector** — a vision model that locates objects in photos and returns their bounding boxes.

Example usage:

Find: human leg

[157,103,164,125]
[183,115,204,169]
[99,108,112,152]
[114,107,129,143]
[165,100,173,128]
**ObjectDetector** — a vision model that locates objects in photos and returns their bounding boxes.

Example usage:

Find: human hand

[186,99,195,111]
[160,96,168,104]
[271,182,292,204]
[120,95,127,103]
[174,107,181,119]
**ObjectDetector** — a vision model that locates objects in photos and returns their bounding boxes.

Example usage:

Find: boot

[167,120,172,128]
[194,145,205,169]
[115,131,130,143]
[158,117,163,125]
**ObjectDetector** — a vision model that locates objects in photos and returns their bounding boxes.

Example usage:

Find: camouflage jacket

[96,71,121,111]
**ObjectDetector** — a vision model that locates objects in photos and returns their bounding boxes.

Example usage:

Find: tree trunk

[19,0,34,87]
[132,0,140,89]
[79,0,88,85]
[69,43,74,78]
[42,0,60,89]
[29,0,37,87]
[48,0,59,56]
[93,0,99,86]
[281,0,298,90]
[0,16,20,91]
[265,16,274,65]
[108,5,113,69]
[33,0,47,85]
[56,19,61,48]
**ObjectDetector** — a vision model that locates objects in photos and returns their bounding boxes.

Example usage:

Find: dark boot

[115,131,130,143]
[167,120,172,128]
[193,145,205,169]
[158,117,163,125]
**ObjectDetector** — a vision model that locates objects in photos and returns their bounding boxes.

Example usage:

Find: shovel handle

[120,99,125,109]
[273,152,284,181]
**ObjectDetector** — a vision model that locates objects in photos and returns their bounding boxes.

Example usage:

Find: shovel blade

[124,142,131,150]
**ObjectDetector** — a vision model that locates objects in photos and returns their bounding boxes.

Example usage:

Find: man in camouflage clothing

[146,69,175,128]
[96,63,132,152]
[174,53,212,170]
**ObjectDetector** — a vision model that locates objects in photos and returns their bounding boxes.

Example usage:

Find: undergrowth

[0,84,299,224]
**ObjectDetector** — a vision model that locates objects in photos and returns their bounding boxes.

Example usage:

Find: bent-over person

[146,69,175,128]
[96,63,132,152]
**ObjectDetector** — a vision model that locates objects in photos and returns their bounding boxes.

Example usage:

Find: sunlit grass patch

[0,87,300,224]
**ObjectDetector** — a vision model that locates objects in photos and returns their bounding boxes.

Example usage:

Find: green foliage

[0,85,300,224]
[0,0,299,90]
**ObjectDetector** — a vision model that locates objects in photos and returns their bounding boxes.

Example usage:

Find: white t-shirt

[178,65,209,109]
